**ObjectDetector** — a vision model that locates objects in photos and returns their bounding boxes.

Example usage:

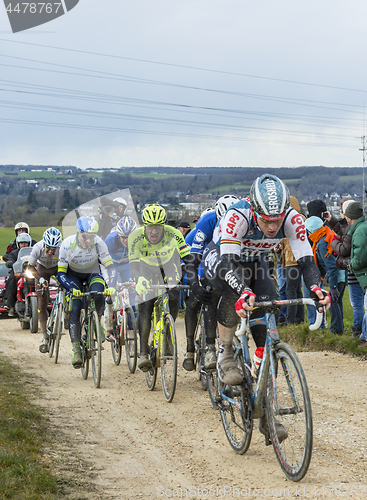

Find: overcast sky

[1,0,367,169]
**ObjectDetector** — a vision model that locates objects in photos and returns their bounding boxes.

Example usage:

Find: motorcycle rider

[3,233,32,316]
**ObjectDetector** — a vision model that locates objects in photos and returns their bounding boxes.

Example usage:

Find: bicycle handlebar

[236,298,323,337]
[148,284,190,290]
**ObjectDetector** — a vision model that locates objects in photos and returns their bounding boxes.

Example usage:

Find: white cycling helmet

[214,195,240,218]
[16,233,32,248]
[200,207,214,217]
[250,174,290,220]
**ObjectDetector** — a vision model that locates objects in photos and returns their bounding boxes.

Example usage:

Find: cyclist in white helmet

[27,227,63,354]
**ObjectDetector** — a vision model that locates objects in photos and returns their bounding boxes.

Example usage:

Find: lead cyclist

[201,174,330,439]
[201,174,330,420]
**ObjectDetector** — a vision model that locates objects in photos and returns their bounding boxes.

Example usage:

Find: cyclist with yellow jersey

[128,204,191,371]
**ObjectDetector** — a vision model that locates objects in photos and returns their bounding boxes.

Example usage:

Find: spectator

[282,196,305,325]
[177,221,191,237]
[307,199,327,220]
[305,216,344,335]
[344,202,367,348]
[273,242,287,324]
[326,199,364,338]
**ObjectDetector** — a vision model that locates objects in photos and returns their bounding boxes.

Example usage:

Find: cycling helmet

[113,197,127,209]
[214,195,240,219]
[16,233,32,248]
[14,222,29,235]
[43,227,62,248]
[117,216,137,236]
[76,216,99,234]
[200,207,214,217]
[249,174,290,220]
[142,204,167,226]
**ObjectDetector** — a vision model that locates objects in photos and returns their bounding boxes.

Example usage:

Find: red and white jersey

[219,199,310,262]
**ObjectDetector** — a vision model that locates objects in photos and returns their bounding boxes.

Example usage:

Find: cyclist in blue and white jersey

[58,217,114,368]
[200,174,330,389]
[104,216,137,287]
[184,195,239,371]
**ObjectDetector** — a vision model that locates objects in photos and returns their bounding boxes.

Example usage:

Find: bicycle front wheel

[198,316,208,391]
[47,302,57,358]
[80,309,89,380]
[206,368,219,409]
[53,303,63,364]
[265,342,313,482]
[124,306,138,373]
[111,311,122,366]
[90,310,102,388]
[218,345,253,454]
[145,343,157,391]
[29,295,38,333]
[161,314,177,403]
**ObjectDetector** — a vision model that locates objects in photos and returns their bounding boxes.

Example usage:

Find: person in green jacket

[345,202,367,348]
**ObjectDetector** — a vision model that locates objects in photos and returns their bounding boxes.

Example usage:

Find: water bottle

[250,347,264,379]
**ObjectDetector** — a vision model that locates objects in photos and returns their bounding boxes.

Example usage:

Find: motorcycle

[13,247,38,333]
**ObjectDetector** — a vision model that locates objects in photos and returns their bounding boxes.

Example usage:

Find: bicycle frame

[220,298,323,419]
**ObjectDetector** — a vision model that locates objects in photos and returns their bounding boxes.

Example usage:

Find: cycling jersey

[28,240,60,269]
[104,231,129,265]
[58,234,113,292]
[128,225,190,283]
[219,199,310,262]
[189,211,218,255]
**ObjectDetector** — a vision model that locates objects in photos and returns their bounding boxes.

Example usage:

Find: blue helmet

[249,174,290,220]
[76,217,99,234]
[43,227,62,248]
[117,216,137,237]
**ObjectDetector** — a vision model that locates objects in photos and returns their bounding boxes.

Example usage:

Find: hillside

[0,165,363,226]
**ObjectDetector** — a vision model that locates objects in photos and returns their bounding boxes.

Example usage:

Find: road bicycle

[217,298,322,482]
[47,281,66,364]
[144,284,188,403]
[110,282,138,373]
[77,286,106,389]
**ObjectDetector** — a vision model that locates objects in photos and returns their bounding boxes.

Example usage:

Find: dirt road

[0,316,366,499]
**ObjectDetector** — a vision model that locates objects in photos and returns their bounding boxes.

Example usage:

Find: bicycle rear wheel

[161,314,177,402]
[124,306,138,373]
[53,303,63,364]
[90,310,102,388]
[80,309,89,380]
[218,345,253,454]
[265,341,313,482]
[110,311,122,366]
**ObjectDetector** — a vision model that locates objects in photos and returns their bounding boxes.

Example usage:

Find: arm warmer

[296,255,321,291]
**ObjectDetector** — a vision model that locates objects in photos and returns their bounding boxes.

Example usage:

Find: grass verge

[0,353,59,500]
[278,322,367,357]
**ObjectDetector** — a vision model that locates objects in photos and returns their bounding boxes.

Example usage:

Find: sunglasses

[45,245,57,251]
[80,233,95,241]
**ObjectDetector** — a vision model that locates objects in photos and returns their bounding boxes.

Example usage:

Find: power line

[1,38,367,95]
